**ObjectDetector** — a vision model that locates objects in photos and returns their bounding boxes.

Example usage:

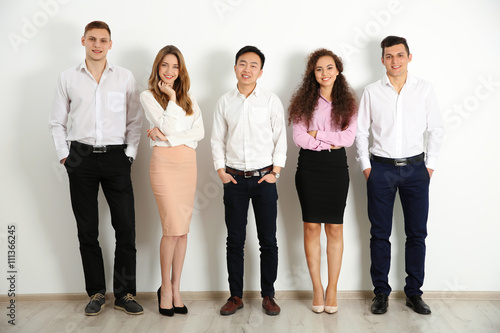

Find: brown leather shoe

[262,296,280,315]
[220,296,243,315]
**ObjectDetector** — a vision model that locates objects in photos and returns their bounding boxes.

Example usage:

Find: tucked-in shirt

[355,73,444,171]
[211,84,287,171]
[49,61,142,160]
[293,94,357,151]
[140,90,204,149]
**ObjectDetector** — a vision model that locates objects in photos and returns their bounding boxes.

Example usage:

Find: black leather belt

[71,141,127,153]
[226,166,273,178]
[371,153,424,166]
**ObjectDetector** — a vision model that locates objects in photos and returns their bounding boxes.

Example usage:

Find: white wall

[1,0,499,296]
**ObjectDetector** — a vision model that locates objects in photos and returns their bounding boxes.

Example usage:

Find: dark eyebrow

[316,63,334,68]
[386,52,405,57]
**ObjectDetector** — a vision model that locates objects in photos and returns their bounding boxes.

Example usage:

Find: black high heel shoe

[174,304,188,314]
[157,287,174,317]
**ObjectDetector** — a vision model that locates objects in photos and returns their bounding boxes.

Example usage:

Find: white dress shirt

[49,62,142,160]
[140,90,204,149]
[356,73,444,171]
[211,85,287,171]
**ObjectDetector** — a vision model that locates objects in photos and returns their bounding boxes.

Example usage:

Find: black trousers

[65,142,136,298]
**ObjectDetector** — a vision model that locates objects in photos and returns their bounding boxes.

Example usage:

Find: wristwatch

[128,156,135,164]
[270,171,280,179]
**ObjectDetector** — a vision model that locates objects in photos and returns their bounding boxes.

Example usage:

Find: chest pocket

[108,92,126,113]
[251,107,269,124]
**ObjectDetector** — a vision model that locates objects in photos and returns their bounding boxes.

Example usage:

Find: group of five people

[49,20,443,318]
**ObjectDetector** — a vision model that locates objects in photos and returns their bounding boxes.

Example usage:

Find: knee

[304,223,321,239]
[325,224,343,240]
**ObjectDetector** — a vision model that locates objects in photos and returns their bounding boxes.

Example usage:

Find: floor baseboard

[2,290,499,302]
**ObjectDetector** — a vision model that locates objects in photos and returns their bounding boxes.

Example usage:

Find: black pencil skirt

[295,148,349,224]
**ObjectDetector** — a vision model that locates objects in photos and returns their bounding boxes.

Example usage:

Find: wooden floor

[2,296,500,333]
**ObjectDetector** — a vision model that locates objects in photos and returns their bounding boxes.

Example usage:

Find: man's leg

[223,176,250,298]
[398,161,430,297]
[66,144,105,297]
[99,150,136,299]
[251,179,278,298]
[367,161,398,296]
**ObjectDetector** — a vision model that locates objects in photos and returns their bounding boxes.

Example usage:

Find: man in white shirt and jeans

[356,36,443,315]
[49,21,143,316]
[211,46,287,316]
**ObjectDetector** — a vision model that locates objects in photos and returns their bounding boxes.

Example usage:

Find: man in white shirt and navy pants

[211,46,287,316]
[49,21,143,316]
[356,36,443,315]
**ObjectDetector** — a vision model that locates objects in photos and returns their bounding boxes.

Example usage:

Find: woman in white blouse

[140,45,204,316]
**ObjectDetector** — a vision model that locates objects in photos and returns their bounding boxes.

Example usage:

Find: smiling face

[234,52,263,89]
[314,55,339,91]
[382,43,412,79]
[158,53,179,85]
[81,28,112,62]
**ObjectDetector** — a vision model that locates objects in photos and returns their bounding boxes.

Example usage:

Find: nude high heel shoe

[324,305,338,314]
[312,304,325,313]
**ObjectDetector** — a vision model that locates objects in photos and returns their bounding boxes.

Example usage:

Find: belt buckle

[244,171,253,178]
[93,146,107,153]
[394,159,407,166]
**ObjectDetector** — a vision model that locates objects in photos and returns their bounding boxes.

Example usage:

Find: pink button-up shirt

[293,95,357,151]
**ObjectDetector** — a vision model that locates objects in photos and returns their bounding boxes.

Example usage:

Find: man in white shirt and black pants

[356,36,443,315]
[211,46,287,316]
[49,21,143,316]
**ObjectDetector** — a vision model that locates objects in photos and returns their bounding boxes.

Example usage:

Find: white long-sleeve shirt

[140,90,204,149]
[211,85,287,171]
[356,73,444,171]
[49,62,142,160]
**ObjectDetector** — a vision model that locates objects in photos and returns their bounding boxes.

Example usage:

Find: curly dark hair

[288,49,357,129]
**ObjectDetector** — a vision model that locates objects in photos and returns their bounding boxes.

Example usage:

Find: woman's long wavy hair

[148,45,193,115]
[288,49,357,129]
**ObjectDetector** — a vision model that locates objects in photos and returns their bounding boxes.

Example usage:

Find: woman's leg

[304,222,324,306]
[325,224,343,307]
[160,235,180,309]
[171,234,187,307]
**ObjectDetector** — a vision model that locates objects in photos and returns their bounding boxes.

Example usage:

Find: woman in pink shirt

[288,49,357,314]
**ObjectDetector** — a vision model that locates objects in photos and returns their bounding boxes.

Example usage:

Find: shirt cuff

[358,156,371,171]
[214,160,225,171]
[316,130,328,143]
[273,155,287,168]
[57,147,69,161]
[425,155,438,170]
[125,146,138,159]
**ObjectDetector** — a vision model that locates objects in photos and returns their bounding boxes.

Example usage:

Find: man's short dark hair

[84,21,111,39]
[381,36,410,57]
[235,45,265,69]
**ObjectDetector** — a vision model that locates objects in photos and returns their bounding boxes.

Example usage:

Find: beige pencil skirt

[149,145,197,236]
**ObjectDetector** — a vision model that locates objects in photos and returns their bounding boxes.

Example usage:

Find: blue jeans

[367,159,430,297]
[223,175,278,298]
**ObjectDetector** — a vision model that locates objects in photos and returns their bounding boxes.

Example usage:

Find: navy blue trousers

[223,175,278,298]
[367,158,430,297]
[65,142,136,299]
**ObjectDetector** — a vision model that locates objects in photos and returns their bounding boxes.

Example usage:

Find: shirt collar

[382,72,417,88]
[233,83,261,98]
[79,61,114,73]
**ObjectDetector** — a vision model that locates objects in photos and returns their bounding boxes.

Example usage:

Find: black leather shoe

[406,295,431,315]
[157,287,174,317]
[371,293,388,314]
